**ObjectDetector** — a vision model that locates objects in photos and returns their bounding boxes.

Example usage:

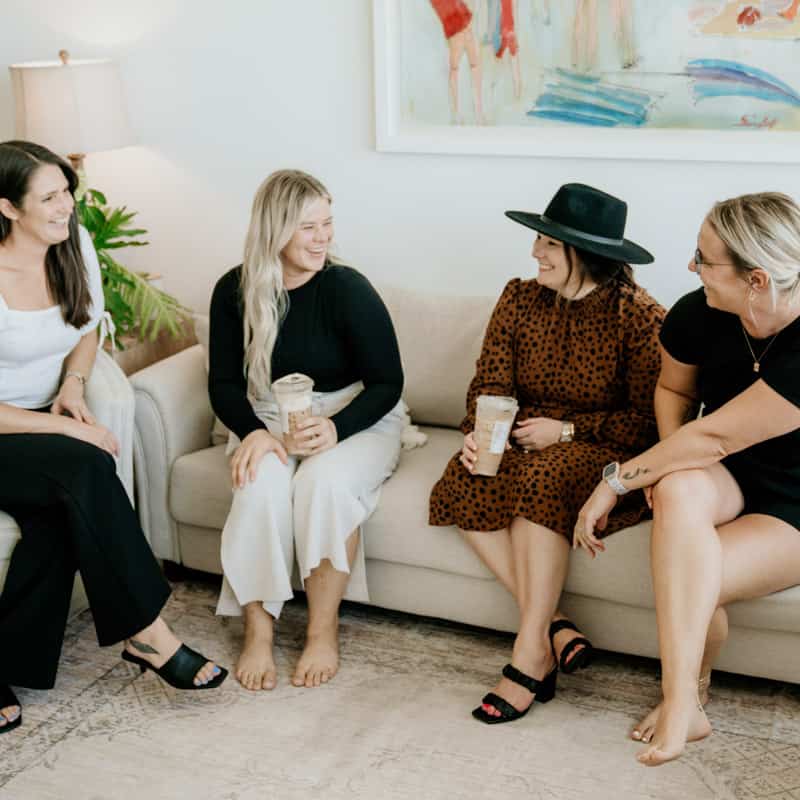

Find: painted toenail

[213,666,221,675]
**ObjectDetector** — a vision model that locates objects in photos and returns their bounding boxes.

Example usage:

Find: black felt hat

[505,183,654,265]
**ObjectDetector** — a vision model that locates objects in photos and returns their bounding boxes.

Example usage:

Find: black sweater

[208,264,404,442]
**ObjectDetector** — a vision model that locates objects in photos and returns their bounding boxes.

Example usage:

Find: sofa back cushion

[377,284,493,429]
[195,284,495,434]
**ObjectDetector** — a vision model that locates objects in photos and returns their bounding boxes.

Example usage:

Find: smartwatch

[602,462,630,496]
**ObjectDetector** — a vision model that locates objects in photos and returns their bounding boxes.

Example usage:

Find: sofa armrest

[130,345,214,561]
[86,349,135,501]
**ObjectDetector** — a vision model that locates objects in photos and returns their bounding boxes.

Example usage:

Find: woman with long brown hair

[0,140,227,735]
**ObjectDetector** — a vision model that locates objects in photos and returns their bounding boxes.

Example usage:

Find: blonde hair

[707,192,800,307]
[241,169,331,397]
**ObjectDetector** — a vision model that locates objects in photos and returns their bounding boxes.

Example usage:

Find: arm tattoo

[621,467,651,481]
[129,638,159,655]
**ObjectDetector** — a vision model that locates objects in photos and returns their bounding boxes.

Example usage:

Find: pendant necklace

[740,323,780,374]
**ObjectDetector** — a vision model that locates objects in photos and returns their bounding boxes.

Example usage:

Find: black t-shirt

[208,264,403,442]
[660,287,800,503]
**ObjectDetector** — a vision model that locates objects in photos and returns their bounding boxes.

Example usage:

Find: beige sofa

[130,285,800,683]
[0,349,136,619]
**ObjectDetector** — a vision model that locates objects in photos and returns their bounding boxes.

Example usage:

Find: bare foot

[236,605,277,691]
[292,624,339,688]
[636,689,712,767]
[480,635,556,719]
[125,617,220,687]
[631,677,710,742]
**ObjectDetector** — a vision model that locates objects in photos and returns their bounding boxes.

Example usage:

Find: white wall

[2,0,799,312]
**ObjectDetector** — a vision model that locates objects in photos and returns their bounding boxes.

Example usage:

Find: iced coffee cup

[271,373,314,455]
[473,395,518,476]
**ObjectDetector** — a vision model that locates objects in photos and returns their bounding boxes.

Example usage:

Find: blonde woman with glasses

[209,170,404,691]
[576,192,800,766]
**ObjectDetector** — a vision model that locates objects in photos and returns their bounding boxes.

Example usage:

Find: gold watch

[559,421,575,443]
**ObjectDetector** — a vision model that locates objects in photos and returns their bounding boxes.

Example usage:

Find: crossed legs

[463,518,573,716]
[636,464,800,765]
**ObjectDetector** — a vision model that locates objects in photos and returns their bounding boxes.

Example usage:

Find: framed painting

[373,0,800,162]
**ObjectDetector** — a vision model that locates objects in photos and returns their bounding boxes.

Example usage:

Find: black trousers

[0,434,171,689]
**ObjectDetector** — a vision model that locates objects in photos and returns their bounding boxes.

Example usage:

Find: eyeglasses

[693,248,735,268]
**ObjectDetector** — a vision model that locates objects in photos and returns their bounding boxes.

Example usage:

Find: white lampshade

[9,56,135,156]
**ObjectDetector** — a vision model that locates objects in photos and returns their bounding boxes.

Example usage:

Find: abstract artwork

[373,0,800,161]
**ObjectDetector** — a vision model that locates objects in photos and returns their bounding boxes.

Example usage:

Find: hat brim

[505,210,654,265]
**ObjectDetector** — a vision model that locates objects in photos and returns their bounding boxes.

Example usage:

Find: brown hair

[562,243,635,298]
[0,140,92,327]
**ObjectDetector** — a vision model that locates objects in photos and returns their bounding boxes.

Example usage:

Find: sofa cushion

[364,426,494,580]
[377,284,493,429]
[168,433,800,635]
[171,444,233,529]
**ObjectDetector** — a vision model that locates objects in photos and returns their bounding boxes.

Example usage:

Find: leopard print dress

[429,278,665,541]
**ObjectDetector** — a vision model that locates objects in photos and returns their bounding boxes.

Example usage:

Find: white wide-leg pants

[216,385,404,619]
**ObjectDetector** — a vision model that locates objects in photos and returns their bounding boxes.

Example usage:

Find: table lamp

[9,50,135,173]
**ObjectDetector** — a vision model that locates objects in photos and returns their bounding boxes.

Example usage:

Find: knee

[234,453,291,498]
[652,469,712,511]
[292,458,340,500]
[71,440,116,483]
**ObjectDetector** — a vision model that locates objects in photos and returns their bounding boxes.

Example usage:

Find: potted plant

[76,187,188,349]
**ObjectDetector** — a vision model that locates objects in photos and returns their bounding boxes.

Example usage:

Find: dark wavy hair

[563,243,635,298]
[0,140,92,327]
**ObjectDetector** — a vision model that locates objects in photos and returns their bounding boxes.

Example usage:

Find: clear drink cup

[271,373,314,455]
[473,395,518,476]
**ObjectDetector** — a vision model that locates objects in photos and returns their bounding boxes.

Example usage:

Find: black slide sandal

[122,645,228,690]
[549,619,594,674]
[472,663,558,725]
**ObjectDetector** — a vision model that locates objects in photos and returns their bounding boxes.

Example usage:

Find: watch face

[602,462,617,481]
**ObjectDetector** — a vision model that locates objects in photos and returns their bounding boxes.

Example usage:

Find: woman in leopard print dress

[429,184,665,724]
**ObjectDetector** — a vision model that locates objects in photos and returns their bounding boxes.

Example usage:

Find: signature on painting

[736,114,778,128]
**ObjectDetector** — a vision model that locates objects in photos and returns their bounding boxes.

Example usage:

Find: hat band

[540,216,624,247]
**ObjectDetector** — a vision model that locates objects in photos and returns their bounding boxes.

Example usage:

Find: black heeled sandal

[0,684,22,735]
[472,663,558,725]
[122,645,228,690]
[549,619,594,674]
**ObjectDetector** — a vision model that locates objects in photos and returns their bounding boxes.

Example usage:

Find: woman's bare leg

[631,606,726,742]
[291,528,359,688]
[637,462,800,766]
[480,519,564,717]
[462,526,587,667]
[236,602,277,691]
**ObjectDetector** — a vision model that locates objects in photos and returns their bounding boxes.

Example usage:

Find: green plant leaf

[77,187,184,347]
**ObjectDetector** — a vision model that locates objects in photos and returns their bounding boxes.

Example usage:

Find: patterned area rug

[2,579,800,800]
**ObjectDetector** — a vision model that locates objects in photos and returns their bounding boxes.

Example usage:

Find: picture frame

[373,0,800,164]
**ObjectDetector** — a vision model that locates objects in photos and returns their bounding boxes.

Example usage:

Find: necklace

[740,323,780,373]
